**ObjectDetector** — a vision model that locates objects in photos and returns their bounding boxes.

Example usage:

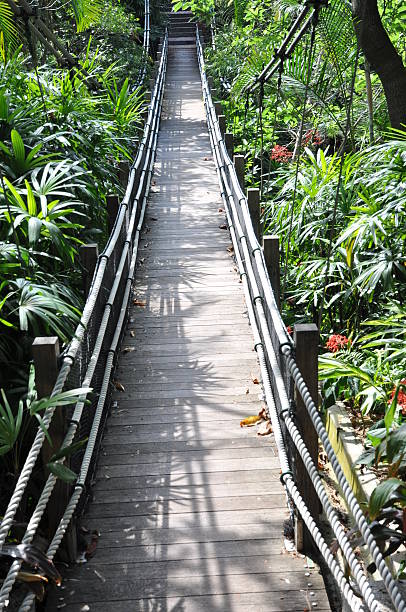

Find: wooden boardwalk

[48,32,330,612]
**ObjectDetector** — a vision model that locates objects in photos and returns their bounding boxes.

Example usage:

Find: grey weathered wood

[79,243,98,296]
[218,113,226,135]
[263,234,280,309]
[207,75,214,89]
[234,153,245,191]
[106,194,119,233]
[32,336,59,398]
[47,31,328,612]
[247,187,260,241]
[225,131,234,157]
[293,323,319,554]
[214,100,222,116]
[118,160,129,188]
[32,337,77,562]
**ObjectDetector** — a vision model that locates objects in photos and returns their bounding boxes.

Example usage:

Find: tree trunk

[351,0,406,130]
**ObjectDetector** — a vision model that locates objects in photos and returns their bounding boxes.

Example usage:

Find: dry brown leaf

[122,347,135,353]
[130,330,135,337]
[252,376,260,384]
[133,300,146,307]
[219,224,227,230]
[240,415,262,427]
[113,381,125,392]
[257,420,273,436]
[227,246,234,254]
[245,388,249,394]
[218,208,224,213]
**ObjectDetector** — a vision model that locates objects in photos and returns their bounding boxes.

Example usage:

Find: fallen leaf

[245,388,249,394]
[130,330,135,337]
[113,381,125,392]
[219,224,227,230]
[227,246,234,254]
[122,347,135,353]
[240,415,262,427]
[257,420,273,436]
[133,300,146,307]
[218,208,224,213]
[252,376,260,384]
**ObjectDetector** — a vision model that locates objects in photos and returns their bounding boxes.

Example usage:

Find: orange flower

[326,334,351,353]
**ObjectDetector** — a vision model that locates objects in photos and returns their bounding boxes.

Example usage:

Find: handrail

[196,26,406,612]
[0,29,168,612]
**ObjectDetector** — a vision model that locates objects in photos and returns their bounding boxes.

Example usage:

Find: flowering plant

[326,334,351,353]
[270,144,292,162]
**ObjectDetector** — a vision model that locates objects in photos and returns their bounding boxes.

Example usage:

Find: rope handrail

[196,26,405,612]
[0,27,168,612]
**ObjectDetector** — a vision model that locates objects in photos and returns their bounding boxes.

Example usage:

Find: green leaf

[49,438,88,462]
[387,424,406,464]
[11,129,25,163]
[369,478,406,520]
[46,462,77,483]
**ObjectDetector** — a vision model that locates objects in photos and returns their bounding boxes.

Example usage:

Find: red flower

[286,325,293,336]
[326,334,351,353]
[388,381,406,415]
[271,145,292,163]
[302,129,324,147]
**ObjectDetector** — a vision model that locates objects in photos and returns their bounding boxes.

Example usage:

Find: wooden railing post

[118,160,129,189]
[293,323,319,554]
[106,194,119,233]
[247,188,260,241]
[32,338,77,562]
[211,88,217,102]
[263,235,280,309]
[207,75,214,90]
[218,114,226,136]
[225,132,233,158]
[79,243,99,296]
[233,154,245,192]
[214,101,222,117]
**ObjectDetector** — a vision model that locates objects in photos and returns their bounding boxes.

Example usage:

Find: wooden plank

[95,456,279,478]
[93,469,280,492]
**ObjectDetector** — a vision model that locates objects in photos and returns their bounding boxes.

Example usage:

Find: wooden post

[293,324,319,554]
[79,243,99,296]
[214,101,222,117]
[208,75,214,90]
[218,114,226,136]
[119,161,129,189]
[233,154,245,192]
[211,88,217,101]
[149,78,155,93]
[263,235,280,309]
[225,132,233,158]
[106,194,119,233]
[247,188,260,241]
[32,338,77,562]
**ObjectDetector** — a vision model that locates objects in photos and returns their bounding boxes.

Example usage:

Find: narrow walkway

[49,33,330,612]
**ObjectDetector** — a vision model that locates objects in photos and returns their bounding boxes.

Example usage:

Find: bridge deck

[49,41,330,612]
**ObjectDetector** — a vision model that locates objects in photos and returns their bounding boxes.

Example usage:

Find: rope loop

[280,470,294,485]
